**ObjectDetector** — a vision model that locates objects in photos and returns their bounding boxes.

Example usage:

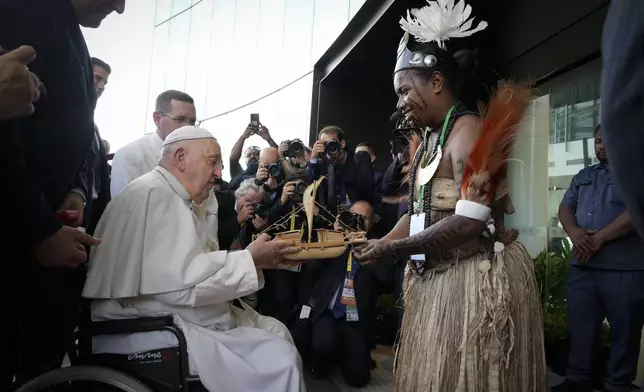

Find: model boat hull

[282,246,348,261]
[273,229,366,260]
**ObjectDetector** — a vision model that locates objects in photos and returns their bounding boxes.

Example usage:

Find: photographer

[355,142,383,191]
[258,170,316,324]
[229,117,277,180]
[234,178,272,248]
[379,115,418,335]
[308,126,375,215]
[289,200,379,387]
[278,139,312,175]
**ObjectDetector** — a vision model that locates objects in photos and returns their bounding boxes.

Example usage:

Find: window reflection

[546,60,601,252]
[146,0,364,179]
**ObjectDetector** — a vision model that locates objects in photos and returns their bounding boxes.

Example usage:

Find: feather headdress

[460,82,533,203]
[399,0,488,50]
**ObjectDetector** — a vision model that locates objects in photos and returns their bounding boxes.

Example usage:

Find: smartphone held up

[250,113,260,134]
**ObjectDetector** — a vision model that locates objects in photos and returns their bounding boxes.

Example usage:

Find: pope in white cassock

[83,126,307,392]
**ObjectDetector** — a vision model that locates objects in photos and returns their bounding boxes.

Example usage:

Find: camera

[268,163,283,179]
[319,140,341,159]
[338,210,365,231]
[268,163,281,177]
[295,182,307,195]
[291,182,308,203]
[284,139,305,158]
[257,162,284,183]
[254,203,270,219]
[391,128,412,156]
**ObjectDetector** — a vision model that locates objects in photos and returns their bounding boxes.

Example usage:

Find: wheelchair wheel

[15,366,154,392]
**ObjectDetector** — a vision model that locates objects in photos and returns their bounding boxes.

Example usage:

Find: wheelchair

[16,316,207,392]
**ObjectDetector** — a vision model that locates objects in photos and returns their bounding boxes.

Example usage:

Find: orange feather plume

[460,82,532,203]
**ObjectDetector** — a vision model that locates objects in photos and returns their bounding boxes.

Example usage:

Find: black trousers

[292,310,371,387]
[13,259,86,386]
[566,266,644,392]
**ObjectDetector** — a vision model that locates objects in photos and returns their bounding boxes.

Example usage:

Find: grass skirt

[394,240,548,392]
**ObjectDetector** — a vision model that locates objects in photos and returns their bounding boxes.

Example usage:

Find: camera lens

[338,210,356,228]
[254,203,269,219]
[286,140,304,158]
[324,140,341,158]
[295,182,307,195]
[268,163,282,178]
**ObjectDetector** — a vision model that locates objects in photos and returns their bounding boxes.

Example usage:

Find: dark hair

[356,142,375,155]
[155,90,195,113]
[319,125,345,142]
[285,169,309,184]
[595,124,601,135]
[407,39,479,102]
[91,57,112,74]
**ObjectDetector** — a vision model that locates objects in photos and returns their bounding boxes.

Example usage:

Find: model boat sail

[261,176,367,261]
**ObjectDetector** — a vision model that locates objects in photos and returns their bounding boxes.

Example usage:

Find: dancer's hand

[353,239,396,265]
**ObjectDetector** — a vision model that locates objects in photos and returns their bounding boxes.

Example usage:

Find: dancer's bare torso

[416,114,509,233]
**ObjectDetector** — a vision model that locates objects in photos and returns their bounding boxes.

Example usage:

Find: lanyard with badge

[409,105,455,262]
[340,252,359,322]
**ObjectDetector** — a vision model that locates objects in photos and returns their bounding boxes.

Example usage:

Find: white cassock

[110,132,163,198]
[83,166,306,392]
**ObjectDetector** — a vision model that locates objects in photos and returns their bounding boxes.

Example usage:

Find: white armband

[455,200,491,222]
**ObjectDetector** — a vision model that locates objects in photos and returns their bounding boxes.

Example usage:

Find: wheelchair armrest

[89,316,175,336]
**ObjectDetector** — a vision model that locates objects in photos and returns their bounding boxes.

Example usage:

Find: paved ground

[304,348,394,392]
[63,346,613,391]
[302,346,597,392]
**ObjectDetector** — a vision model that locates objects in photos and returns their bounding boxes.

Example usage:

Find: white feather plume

[399,0,488,50]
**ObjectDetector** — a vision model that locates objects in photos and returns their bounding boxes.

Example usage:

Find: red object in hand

[57,210,79,225]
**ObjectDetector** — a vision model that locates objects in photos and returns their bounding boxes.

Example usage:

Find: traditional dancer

[354,1,548,391]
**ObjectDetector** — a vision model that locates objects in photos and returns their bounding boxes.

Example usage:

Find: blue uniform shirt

[561,163,644,270]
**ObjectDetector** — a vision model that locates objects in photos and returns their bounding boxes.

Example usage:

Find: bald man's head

[259,147,279,166]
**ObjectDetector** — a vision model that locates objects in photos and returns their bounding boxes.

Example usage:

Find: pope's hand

[247,233,300,269]
[0,46,42,120]
[33,226,101,268]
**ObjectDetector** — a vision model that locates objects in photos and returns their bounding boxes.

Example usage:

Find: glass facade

[513,60,644,384]
[146,0,366,179]
[505,59,602,259]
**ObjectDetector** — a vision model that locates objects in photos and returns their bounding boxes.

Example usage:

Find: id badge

[346,306,359,322]
[299,305,311,319]
[340,278,356,307]
[410,213,426,261]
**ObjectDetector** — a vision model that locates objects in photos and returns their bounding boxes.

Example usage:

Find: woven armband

[455,200,491,222]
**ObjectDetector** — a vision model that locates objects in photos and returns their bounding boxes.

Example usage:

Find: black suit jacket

[601,0,644,241]
[86,127,110,235]
[307,150,376,211]
[0,0,98,244]
[291,249,379,329]
[215,190,238,250]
